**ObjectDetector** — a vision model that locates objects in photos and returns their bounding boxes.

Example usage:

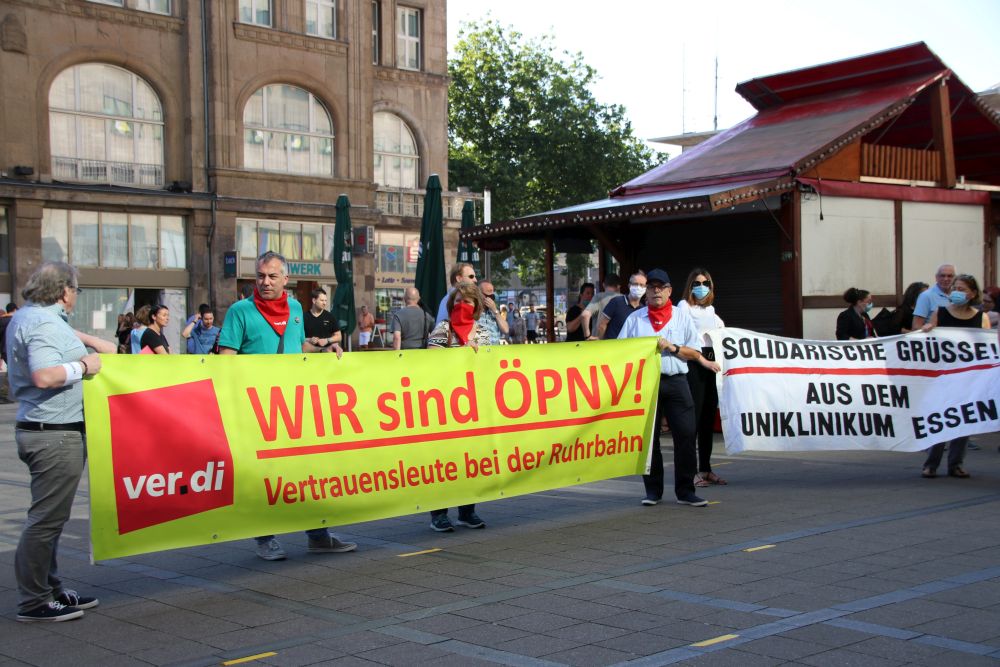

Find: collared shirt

[913,284,951,321]
[618,305,700,375]
[478,307,503,345]
[7,302,88,423]
[218,297,305,354]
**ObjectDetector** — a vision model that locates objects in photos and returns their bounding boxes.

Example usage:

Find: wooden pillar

[930,80,956,188]
[545,232,555,343]
[779,191,802,337]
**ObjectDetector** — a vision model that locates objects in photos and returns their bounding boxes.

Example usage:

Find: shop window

[373,112,418,188]
[42,209,186,270]
[48,63,164,187]
[238,218,336,263]
[243,84,334,177]
[396,6,420,70]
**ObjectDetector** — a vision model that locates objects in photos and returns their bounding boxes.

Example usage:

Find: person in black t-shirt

[564,282,595,342]
[303,288,341,349]
[139,304,170,354]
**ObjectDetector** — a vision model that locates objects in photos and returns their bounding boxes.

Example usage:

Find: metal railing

[51,157,165,187]
[374,187,483,221]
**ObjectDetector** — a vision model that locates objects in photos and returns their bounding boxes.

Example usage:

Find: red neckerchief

[647,300,673,332]
[450,302,476,344]
[253,287,290,337]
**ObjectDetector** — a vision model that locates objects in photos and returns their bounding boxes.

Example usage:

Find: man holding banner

[619,269,721,507]
[219,251,356,561]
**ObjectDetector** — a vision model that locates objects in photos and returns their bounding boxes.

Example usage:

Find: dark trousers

[923,436,968,472]
[644,374,697,500]
[431,505,475,519]
[686,349,719,473]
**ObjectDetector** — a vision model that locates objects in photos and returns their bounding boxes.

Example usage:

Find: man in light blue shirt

[619,269,720,509]
[912,263,956,329]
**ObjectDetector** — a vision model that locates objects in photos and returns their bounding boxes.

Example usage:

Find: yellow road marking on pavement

[691,634,739,647]
[743,544,775,552]
[708,501,722,505]
[398,548,442,557]
[714,461,733,466]
[222,652,277,665]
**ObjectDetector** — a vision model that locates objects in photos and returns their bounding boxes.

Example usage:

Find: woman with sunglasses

[140,304,171,354]
[677,268,727,487]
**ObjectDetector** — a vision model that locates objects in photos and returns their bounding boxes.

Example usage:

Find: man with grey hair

[390,287,434,350]
[8,261,116,621]
[912,263,956,329]
[219,251,356,561]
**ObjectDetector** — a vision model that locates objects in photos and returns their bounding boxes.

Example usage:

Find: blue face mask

[692,285,710,300]
[864,302,873,313]
[949,290,969,305]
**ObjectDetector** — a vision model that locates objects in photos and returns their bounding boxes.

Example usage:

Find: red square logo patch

[109,379,234,534]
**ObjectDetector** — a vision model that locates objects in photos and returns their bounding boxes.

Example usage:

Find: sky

[447,0,1000,151]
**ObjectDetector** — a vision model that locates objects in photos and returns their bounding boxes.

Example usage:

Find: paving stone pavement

[0,399,998,666]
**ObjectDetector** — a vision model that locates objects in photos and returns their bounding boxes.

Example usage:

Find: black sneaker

[56,589,99,610]
[16,600,84,622]
[676,493,708,507]
[455,513,485,529]
[641,495,660,506]
[430,514,454,532]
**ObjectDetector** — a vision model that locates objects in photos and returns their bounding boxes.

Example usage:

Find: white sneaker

[255,538,287,561]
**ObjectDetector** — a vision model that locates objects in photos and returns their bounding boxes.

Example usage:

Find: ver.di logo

[109,379,234,534]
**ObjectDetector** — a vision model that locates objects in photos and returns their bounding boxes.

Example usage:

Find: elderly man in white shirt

[619,269,720,508]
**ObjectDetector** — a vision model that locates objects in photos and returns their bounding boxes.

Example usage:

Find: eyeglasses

[648,283,669,292]
[692,280,711,288]
[69,286,82,294]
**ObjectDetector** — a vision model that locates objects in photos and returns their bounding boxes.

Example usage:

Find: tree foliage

[448,20,664,288]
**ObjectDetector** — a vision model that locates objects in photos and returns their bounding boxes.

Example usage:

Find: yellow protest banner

[83,338,660,560]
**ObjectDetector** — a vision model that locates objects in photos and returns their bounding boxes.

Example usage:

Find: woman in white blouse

[676,268,727,486]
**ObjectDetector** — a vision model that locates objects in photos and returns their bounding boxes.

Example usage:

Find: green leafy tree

[448,20,664,288]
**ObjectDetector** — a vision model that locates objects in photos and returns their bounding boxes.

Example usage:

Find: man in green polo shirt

[219,250,356,561]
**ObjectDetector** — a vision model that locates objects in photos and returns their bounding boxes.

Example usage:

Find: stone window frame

[239,0,272,27]
[395,5,421,71]
[305,0,337,39]
[373,111,420,189]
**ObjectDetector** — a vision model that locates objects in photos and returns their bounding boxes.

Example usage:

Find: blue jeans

[15,429,87,614]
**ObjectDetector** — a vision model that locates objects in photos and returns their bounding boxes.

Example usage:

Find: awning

[461,177,796,242]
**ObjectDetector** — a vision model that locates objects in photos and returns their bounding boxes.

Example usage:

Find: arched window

[243,84,334,176]
[49,64,164,186]
[373,112,418,188]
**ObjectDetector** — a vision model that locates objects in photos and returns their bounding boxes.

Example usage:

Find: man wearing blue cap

[619,269,721,507]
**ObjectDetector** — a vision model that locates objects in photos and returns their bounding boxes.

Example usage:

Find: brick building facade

[0,0,473,348]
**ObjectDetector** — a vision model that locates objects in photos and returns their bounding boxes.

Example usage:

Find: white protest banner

[707,328,1000,453]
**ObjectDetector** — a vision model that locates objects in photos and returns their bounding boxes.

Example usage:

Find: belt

[16,421,85,433]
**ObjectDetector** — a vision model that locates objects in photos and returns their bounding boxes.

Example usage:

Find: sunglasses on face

[692,280,711,287]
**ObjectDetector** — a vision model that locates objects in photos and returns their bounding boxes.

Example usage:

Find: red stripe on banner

[726,363,999,377]
[256,409,646,459]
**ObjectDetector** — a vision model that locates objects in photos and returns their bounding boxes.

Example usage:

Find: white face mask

[629,285,646,299]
